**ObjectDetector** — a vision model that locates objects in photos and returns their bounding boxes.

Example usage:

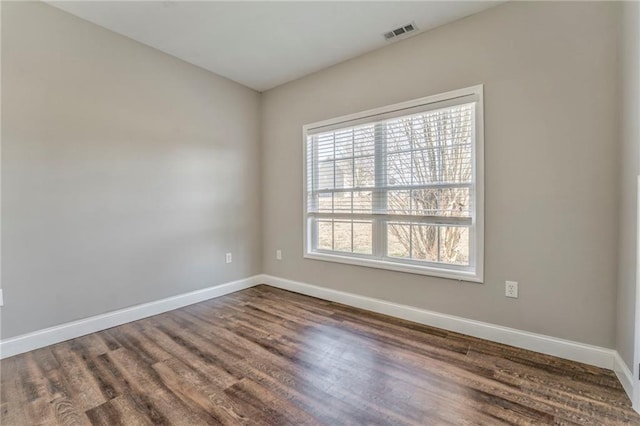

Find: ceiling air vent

[383,22,418,41]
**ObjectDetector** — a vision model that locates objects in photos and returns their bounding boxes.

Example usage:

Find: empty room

[2,0,640,424]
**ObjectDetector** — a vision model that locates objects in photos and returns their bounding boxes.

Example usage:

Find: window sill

[304,251,483,283]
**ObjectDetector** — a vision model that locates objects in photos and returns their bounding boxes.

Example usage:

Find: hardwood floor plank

[92,353,170,425]
[17,352,59,423]
[106,348,220,425]
[107,395,155,426]
[49,343,108,412]
[230,357,376,425]
[135,321,240,390]
[2,284,638,425]
[152,358,248,424]
[84,399,121,426]
[224,377,321,425]
[67,340,119,402]
[1,357,30,426]
[71,334,111,358]
[467,349,631,410]
[30,347,92,426]
[103,324,171,366]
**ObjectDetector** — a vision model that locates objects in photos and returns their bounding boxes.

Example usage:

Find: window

[303,86,484,282]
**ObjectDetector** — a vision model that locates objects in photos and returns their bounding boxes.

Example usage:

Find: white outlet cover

[225,253,232,263]
[0,289,3,306]
[276,249,282,260]
[505,281,518,298]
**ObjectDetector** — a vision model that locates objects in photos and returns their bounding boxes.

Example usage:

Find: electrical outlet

[505,281,518,298]
[0,289,4,307]
[276,249,282,260]
[225,253,232,264]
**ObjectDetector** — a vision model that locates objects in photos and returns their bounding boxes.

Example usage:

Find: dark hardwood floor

[1,285,638,425]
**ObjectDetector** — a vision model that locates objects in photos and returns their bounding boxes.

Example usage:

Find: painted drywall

[1,1,261,339]
[617,1,640,372]
[261,1,620,348]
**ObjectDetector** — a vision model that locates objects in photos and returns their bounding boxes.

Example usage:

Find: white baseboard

[0,275,261,359]
[0,273,621,378]
[614,351,635,401]
[259,274,616,370]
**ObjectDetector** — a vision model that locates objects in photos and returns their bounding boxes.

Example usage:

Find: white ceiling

[48,1,501,92]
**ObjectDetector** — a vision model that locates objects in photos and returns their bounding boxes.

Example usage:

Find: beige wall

[261,1,620,348]
[1,1,261,338]
[617,1,640,371]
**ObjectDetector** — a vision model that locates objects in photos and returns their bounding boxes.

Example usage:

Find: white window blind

[303,86,484,282]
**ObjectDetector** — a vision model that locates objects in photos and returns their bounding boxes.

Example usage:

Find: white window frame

[302,85,484,283]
